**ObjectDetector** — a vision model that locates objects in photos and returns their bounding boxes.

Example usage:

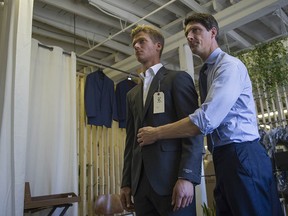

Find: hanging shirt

[139,63,163,106]
[189,48,259,148]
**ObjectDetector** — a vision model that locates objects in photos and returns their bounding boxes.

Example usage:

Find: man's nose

[134,42,140,49]
[187,33,194,41]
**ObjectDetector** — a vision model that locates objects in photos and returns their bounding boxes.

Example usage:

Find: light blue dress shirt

[189,48,259,148]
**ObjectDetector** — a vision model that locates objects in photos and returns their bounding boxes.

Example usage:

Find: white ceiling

[33,0,288,83]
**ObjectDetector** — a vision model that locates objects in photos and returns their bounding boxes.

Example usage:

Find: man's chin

[191,47,199,55]
[136,57,145,64]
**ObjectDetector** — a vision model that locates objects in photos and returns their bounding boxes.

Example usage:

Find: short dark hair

[131,25,165,57]
[184,13,219,40]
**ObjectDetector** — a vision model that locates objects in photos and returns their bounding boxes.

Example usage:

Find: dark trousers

[213,140,284,216]
[134,169,196,216]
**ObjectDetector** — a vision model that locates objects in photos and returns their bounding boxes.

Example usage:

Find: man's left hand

[171,179,194,211]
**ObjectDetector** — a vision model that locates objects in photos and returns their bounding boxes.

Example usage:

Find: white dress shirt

[139,63,163,105]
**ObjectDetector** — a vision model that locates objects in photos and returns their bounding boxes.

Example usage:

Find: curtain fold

[0,1,34,215]
[25,39,78,215]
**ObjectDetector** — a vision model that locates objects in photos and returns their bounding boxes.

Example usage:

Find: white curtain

[25,38,78,215]
[0,2,78,215]
[0,0,33,215]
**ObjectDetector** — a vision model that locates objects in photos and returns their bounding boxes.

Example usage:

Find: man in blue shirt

[137,13,284,216]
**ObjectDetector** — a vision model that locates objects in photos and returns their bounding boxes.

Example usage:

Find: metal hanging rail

[77,56,138,77]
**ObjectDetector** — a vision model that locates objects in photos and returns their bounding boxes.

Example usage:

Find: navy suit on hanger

[113,79,137,128]
[84,70,115,128]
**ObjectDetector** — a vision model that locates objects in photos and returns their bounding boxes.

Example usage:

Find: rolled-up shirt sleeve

[189,57,247,135]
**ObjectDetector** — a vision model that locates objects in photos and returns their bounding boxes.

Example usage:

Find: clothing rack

[77,56,138,78]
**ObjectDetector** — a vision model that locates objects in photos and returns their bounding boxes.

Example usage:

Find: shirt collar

[139,63,163,81]
[205,48,222,65]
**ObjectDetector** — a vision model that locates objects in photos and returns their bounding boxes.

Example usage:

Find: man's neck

[201,45,219,62]
[142,60,161,71]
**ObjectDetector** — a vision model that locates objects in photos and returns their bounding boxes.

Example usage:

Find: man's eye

[192,28,199,33]
[185,28,200,37]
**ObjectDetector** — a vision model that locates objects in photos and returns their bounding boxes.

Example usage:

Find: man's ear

[156,42,162,51]
[211,27,217,39]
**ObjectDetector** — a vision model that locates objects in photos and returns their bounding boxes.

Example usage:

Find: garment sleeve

[121,91,134,188]
[190,60,247,135]
[172,71,204,184]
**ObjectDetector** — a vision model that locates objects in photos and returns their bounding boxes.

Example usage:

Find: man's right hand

[120,186,135,212]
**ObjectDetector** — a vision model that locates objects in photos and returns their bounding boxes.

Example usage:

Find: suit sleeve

[84,73,96,118]
[172,71,204,184]
[121,91,134,187]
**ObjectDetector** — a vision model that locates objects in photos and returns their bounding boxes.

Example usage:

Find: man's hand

[137,126,158,146]
[171,179,194,211]
[120,187,135,212]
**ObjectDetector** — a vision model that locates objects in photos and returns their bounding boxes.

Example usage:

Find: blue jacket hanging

[113,79,137,128]
[84,70,115,128]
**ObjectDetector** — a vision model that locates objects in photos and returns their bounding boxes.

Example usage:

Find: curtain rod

[38,43,71,56]
[77,56,138,77]
[37,43,138,77]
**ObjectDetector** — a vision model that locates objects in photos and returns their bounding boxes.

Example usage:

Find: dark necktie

[198,63,214,153]
[198,63,208,104]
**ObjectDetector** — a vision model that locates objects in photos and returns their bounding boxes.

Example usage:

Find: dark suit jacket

[121,67,203,196]
[113,79,137,128]
[84,70,115,128]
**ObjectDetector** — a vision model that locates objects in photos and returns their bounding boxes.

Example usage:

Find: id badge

[153,92,165,114]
